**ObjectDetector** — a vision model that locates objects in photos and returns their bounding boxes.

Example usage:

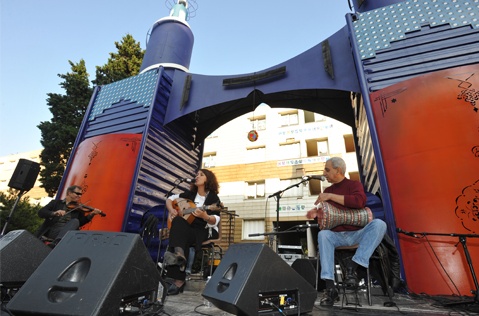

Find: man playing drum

[306,157,387,307]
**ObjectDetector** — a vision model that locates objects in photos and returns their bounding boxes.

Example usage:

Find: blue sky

[0,0,352,156]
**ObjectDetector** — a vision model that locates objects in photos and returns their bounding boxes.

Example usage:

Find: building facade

[202,104,358,250]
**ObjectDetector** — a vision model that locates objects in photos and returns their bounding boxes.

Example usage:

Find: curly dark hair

[190,168,220,194]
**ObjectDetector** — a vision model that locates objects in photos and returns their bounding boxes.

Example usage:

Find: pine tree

[37,60,92,197]
[37,34,144,197]
[93,34,145,86]
[0,190,43,234]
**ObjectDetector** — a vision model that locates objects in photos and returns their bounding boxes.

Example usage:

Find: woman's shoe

[164,251,187,270]
[177,255,186,272]
[167,281,185,295]
[163,251,179,266]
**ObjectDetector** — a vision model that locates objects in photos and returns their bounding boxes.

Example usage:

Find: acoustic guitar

[167,198,223,229]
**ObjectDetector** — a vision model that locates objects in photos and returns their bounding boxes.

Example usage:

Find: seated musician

[306,157,386,307]
[34,185,103,247]
[164,168,221,295]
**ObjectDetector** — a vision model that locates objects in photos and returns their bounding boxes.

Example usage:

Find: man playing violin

[35,185,103,247]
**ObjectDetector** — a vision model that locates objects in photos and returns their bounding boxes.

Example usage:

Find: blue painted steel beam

[163,27,361,146]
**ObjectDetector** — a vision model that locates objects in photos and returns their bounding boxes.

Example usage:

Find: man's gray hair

[328,157,346,175]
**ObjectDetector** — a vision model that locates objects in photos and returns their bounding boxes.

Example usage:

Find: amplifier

[278,245,304,266]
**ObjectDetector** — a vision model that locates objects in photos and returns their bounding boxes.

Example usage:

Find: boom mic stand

[1,189,26,236]
[267,178,310,253]
[397,228,479,306]
[249,223,318,238]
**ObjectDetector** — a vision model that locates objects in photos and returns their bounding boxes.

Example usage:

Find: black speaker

[7,231,161,316]
[291,258,325,291]
[8,158,40,191]
[202,243,316,316]
[0,230,51,288]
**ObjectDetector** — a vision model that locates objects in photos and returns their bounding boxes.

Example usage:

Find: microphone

[296,223,319,229]
[302,175,326,181]
[180,178,195,183]
[396,227,418,238]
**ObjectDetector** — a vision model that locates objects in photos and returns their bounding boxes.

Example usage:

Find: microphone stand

[218,208,239,246]
[268,178,310,253]
[397,228,479,306]
[1,190,26,236]
[248,223,318,237]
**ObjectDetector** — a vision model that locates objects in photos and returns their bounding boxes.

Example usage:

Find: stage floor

[159,275,478,316]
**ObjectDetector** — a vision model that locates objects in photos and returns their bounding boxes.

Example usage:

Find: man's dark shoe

[344,267,358,287]
[320,287,339,307]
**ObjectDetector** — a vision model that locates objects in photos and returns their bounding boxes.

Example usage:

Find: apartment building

[202,104,358,249]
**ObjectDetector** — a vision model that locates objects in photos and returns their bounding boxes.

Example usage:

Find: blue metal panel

[88,70,159,120]
[84,100,149,138]
[124,69,202,261]
[347,0,479,279]
[353,0,479,60]
[140,18,194,72]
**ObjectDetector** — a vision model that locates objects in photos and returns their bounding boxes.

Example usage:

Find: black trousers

[166,217,210,281]
[47,219,80,240]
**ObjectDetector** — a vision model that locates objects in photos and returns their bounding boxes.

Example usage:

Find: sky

[0,0,353,157]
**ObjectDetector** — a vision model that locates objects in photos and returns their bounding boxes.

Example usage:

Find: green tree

[93,34,145,86]
[37,34,144,197]
[37,60,92,196]
[0,190,43,235]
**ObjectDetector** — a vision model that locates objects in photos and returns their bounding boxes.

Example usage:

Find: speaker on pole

[202,243,316,316]
[0,230,51,288]
[8,158,40,192]
[6,231,162,316]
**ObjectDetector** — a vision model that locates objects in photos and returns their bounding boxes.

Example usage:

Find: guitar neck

[182,204,214,216]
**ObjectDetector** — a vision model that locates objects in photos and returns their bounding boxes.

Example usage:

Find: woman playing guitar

[164,169,222,295]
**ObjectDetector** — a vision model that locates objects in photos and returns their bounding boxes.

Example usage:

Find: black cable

[192,302,216,315]
[422,234,462,297]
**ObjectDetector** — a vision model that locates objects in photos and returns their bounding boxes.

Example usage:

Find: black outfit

[166,190,221,281]
[35,199,95,240]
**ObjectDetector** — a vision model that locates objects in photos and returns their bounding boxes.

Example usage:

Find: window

[308,177,326,196]
[348,171,360,182]
[304,111,327,123]
[344,134,355,153]
[279,178,304,198]
[249,115,266,131]
[306,138,329,157]
[245,181,265,199]
[278,141,300,160]
[202,152,216,168]
[246,146,266,163]
[280,111,299,127]
[242,219,265,240]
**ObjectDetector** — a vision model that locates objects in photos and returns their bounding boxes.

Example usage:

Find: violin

[66,201,106,217]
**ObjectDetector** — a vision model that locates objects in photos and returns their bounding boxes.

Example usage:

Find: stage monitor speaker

[0,230,51,288]
[7,231,161,316]
[8,158,40,191]
[202,243,316,316]
[291,258,325,291]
